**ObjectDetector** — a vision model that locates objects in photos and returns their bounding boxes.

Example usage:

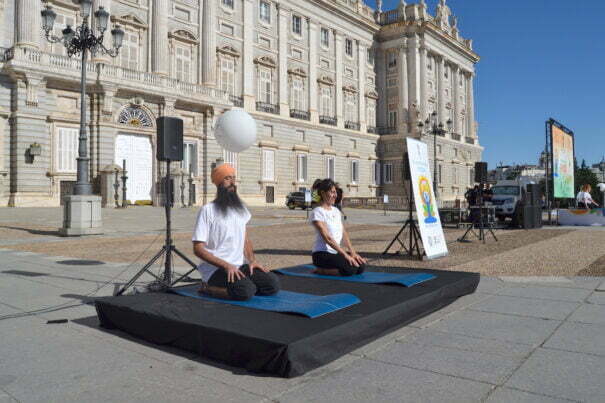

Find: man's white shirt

[192,203,251,281]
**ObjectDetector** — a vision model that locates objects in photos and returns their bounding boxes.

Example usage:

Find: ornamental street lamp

[417,111,452,202]
[42,1,124,196]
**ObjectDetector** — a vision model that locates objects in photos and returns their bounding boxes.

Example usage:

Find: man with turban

[192,163,280,300]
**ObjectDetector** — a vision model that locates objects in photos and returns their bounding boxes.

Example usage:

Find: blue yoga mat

[275,265,436,287]
[170,285,360,319]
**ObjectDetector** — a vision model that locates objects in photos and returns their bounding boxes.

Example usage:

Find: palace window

[181,142,198,175]
[290,77,305,111]
[388,110,397,128]
[297,154,308,182]
[220,57,235,95]
[383,163,393,184]
[372,161,380,185]
[366,100,376,128]
[387,52,397,68]
[351,160,359,184]
[292,15,302,35]
[56,127,78,173]
[175,46,192,83]
[320,87,333,116]
[223,149,238,171]
[321,28,329,48]
[262,149,275,181]
[326,157,335,180]
[344,92,357,123]
[345,39,353,57]
[120,29,140,70]
[222,0,234,9]
[258,68,273,103]
[259,1,271,24]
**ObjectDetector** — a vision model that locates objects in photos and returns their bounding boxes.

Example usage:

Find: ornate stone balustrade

[5,47,231,106]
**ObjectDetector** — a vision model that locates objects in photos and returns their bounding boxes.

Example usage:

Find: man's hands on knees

[249,260,269,275]
[225,264,245,283]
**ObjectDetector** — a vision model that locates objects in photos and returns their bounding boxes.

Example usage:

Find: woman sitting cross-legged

[309,178,367,276]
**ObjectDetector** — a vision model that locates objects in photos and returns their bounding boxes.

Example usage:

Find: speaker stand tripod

[116,160,199,296]
[458,191,498,244]
[382,179,424,260]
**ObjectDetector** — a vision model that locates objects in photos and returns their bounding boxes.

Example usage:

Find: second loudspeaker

[156,117,184,161]
[474,162,488,183]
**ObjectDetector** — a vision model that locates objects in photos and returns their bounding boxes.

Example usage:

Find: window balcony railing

[229,95,243,107]
[367,126,377,134]
[256,101,280,114]
[451,133,462,141]
[0,47,12,62]
[319,115,337,126]
[290,109,310,121]
[465,137,475,145]
[377,126,397,135]
[345,121,360,131]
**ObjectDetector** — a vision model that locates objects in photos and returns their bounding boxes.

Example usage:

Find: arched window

[118,106,153,128]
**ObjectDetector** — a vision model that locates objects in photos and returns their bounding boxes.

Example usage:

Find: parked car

[285,192,309,210]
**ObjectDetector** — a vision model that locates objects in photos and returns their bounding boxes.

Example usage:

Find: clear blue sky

[367,0,605,169]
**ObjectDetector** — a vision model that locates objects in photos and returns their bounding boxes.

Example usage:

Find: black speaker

[474,162,488,183]
[526,184,541,206]
[522,205,536,229]
[156,117,184,161]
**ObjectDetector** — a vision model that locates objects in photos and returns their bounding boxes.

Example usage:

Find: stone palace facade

[0,0,481,207]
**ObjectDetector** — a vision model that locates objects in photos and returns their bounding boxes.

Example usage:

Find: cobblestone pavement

[0,207,603,402]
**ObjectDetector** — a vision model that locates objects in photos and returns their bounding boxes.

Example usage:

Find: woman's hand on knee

[344,253,360,268]
[225,264,245,283]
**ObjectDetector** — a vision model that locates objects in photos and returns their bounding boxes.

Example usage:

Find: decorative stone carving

[254,56,276,68]
[342,84,357,93]
[365,90,379,99]
[217,45,240,58]
[317,76,335,86]
[287,68,307,78]
[169,29,198,44]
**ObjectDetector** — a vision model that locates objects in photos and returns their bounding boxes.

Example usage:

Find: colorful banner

[406,138,448,259]
[551,124,575,198]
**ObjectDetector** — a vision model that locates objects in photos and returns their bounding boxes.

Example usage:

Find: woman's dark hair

[316,178,336,202]
[311,178,322,191]
[335,184,344,205]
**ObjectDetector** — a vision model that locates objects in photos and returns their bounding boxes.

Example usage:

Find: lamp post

[41,0,124,235]
[417,111,452,202]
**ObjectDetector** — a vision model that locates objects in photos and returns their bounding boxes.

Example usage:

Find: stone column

[357,41,366,132]
[15,0,41,49]
[452,64,460,135]
[197,0,204,83]
[335,30,344,128]
[242,0,255,110]
[277,5,289,117]
[398,40,408,133]
[437,55,446,125]
[407,34,420,127]
[152,0,169,75]
[419,45,427,123]
[375,49,387,127]
[467,72,475,137]
[202,0,217,84]
[308,19,319,124]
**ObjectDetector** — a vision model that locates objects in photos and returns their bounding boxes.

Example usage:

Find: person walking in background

[576,184,599,209]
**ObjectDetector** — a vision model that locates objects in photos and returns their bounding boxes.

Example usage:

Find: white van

[491,178,536,221]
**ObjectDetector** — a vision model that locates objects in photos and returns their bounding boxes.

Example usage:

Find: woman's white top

[310,206,343,254]
[576,191,594,205]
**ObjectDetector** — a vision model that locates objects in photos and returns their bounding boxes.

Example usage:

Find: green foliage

[575,166,599,199]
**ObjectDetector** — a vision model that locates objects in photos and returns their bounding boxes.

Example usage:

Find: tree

[575,165,599,201]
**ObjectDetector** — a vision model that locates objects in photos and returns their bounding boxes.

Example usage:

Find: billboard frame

[545,118,575,223]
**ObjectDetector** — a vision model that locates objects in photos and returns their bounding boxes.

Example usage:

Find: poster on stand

[406,138,448,259]
[551,124,575,198]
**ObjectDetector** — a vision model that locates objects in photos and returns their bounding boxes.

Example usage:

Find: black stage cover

[95,268,479,377]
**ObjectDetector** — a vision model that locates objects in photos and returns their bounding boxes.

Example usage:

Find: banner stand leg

[382,178,424,260]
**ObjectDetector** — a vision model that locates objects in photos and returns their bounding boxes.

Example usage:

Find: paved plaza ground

[0,206,604,402]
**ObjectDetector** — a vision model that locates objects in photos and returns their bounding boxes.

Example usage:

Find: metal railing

[319,115,337,126]
[0,47,12,62]
[256,101,280,114]
[290,109,310,120]
[230,95,243,107]
[451,133,461,141]
[345,121,360,131]
[465,136,475,145]
[378,9,402,25]
[367,126,377,134]
[377,126,397,135]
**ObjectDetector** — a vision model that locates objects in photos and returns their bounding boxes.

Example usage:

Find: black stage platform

[95,268,479,377]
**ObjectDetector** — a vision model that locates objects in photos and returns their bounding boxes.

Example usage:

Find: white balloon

[597,183,605,192]
[214,109,257,153]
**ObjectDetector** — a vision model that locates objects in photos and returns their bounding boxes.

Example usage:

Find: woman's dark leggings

[312,251,365,276]
[207,264,280,301]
